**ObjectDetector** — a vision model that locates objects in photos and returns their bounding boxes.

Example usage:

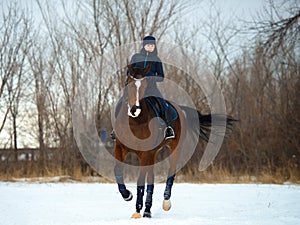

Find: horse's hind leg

[163,174,175,211]
[163,147,179,211]
[114,145,132,201]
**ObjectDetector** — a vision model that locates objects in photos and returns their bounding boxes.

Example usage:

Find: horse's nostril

[130,107,136,115]
[132,105,141,114]
[129,105,141,117]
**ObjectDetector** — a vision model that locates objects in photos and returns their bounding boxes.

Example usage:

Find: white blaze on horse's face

[128,80,142,118]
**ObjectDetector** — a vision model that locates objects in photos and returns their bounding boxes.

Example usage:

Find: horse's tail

[179,105,236,142]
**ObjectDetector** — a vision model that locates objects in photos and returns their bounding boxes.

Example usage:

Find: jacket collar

[140,47,158,57]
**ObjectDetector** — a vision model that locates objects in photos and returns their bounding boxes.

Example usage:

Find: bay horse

[113,64,233,218]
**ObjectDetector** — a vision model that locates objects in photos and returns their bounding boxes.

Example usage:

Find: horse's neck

[132,99,150,124]
[121,99,149,126]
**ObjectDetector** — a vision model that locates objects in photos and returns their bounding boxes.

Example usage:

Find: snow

[0,182,299,225]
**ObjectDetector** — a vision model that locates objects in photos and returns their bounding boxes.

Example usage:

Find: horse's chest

[129,122,151,139]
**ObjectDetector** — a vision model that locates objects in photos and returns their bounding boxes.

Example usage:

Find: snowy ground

[0,182,299,225]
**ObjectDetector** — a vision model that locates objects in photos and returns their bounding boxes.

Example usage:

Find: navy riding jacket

[129,48,164,82]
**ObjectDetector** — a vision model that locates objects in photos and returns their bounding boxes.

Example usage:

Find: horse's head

[124,64,150,118]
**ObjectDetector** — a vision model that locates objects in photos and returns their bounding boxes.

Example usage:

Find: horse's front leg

[144,165,154,218]
[131,166,147,219]
[114,144,132,201]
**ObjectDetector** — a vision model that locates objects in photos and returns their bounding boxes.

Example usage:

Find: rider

[129,35,175,140]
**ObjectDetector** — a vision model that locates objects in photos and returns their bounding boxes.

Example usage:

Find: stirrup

[110,130,116,140]
[164,126,175,140]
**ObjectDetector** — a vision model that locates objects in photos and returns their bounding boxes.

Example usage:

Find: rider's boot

[111,98,123,141]
[163,107,175,140]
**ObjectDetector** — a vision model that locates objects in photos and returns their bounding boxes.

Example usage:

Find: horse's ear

[127,64,135,75]
[144,63,151,74]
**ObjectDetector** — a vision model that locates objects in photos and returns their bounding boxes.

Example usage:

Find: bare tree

[27,42,47,154]
[0,4,33,155]
[0,4,32,135]
[251,0,300,57]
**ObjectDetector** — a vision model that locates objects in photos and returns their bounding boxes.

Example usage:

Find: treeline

[0,0,299,182]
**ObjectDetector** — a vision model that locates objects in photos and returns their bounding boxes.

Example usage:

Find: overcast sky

[0,0,268,48]
[1,0,266,21]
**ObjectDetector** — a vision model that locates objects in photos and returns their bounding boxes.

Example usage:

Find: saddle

[146,96,178,126]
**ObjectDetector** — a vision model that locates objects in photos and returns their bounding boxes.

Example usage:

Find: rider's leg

[156,97,175,139]
[111,97,123,140]
[145,86,175,139]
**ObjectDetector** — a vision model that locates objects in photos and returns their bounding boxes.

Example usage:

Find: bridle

[124,73,147,117]
[127,73,147,81]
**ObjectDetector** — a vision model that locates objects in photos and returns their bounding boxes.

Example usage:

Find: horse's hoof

[163,199,171,211]
[143,211,152,218]
[123,190,133,201]
[131,212,142,219]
